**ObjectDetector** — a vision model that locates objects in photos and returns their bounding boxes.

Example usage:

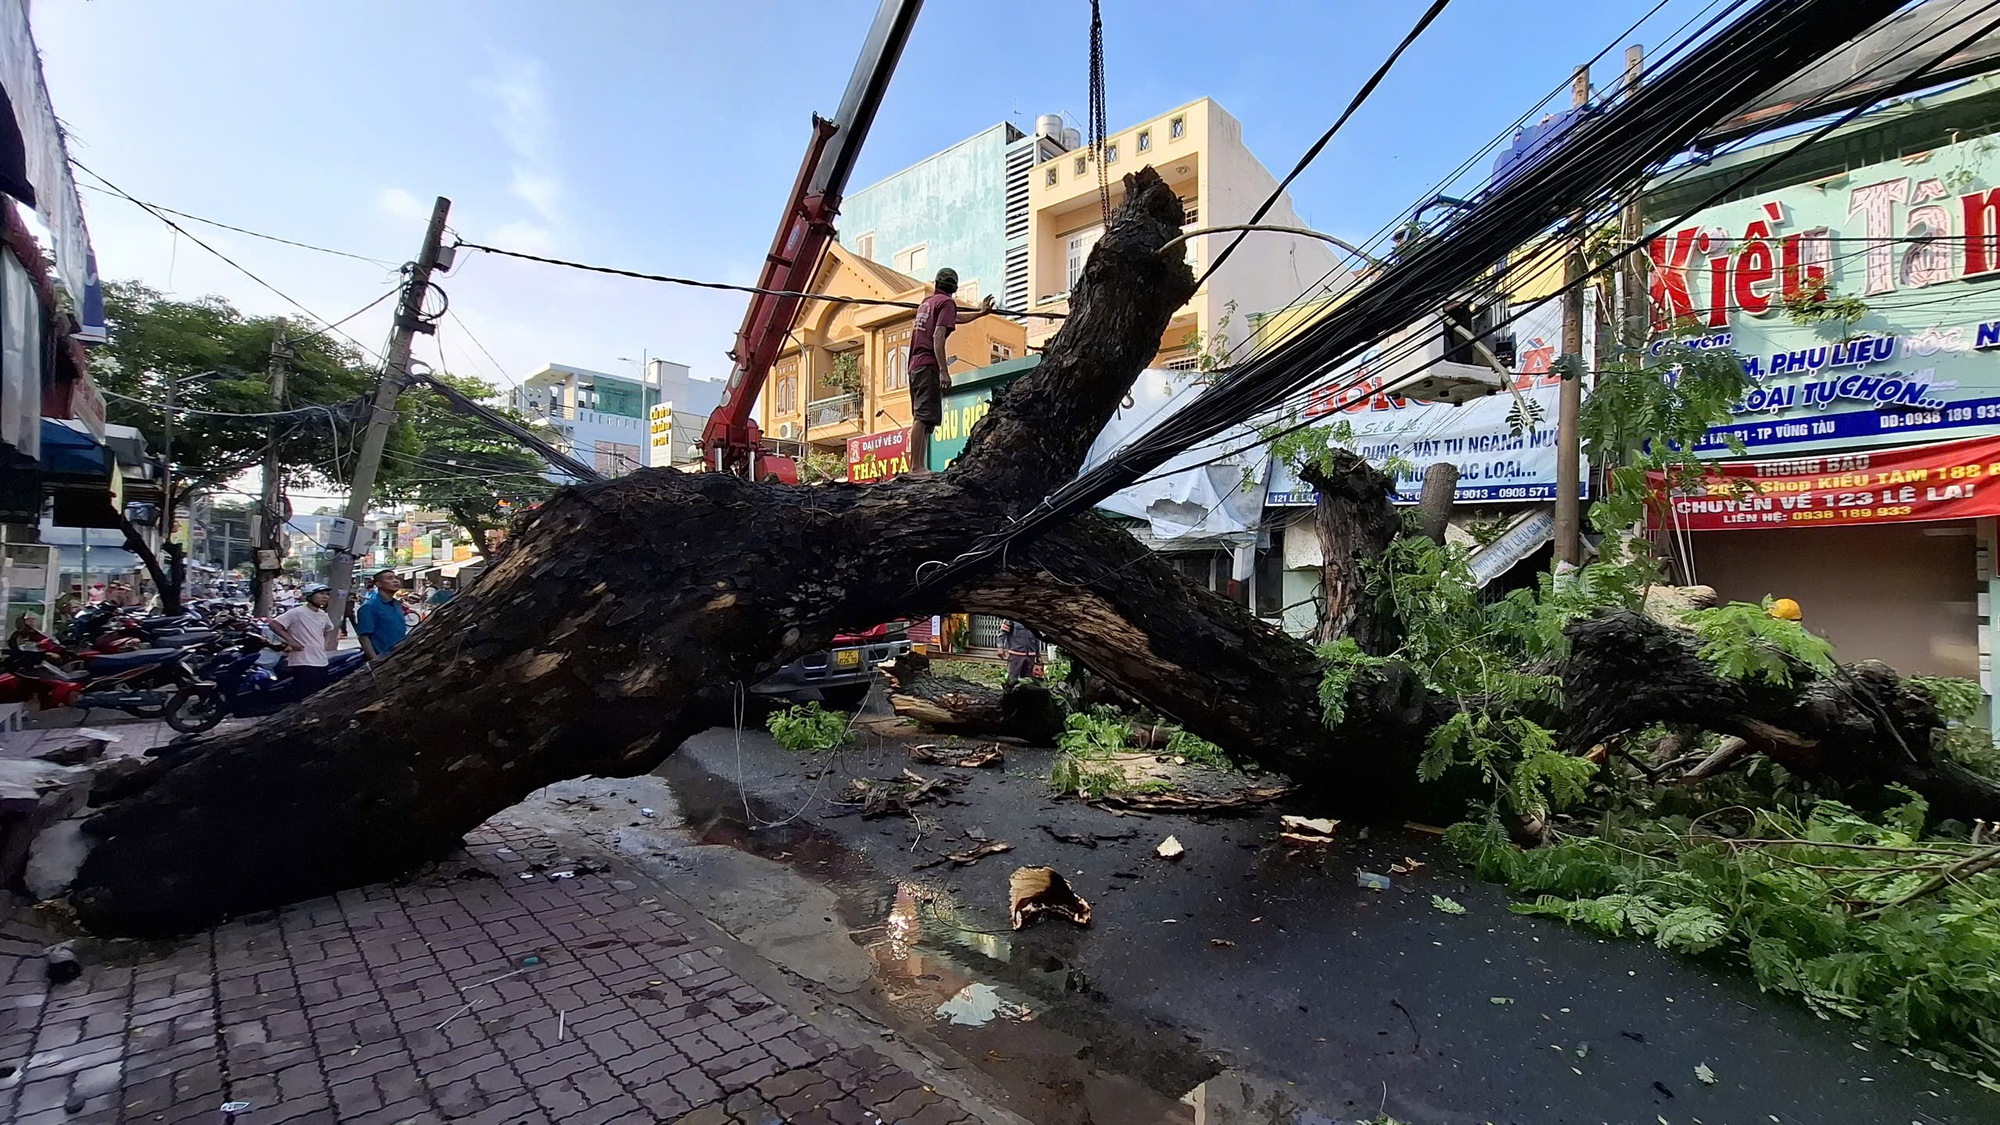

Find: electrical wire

[913,0,1977,595]
[1197,0,1454,286]
[453,241,1065,320]
[100,387,360,420]
[71,159,389,364]
[73,184,399,266]
[1116,4,2000,504]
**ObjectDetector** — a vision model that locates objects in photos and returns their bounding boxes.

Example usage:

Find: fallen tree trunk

[879,654,1064,743]
[68,170,1201,936]
[1564,610,2000,823]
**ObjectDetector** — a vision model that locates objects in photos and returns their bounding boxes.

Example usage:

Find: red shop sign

[1649,434,2000,531]
[847,427,912,483]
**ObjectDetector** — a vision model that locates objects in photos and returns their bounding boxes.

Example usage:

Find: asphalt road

[653,722,2000,1125]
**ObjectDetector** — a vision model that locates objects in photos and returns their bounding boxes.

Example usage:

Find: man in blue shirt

[355,569,409,662]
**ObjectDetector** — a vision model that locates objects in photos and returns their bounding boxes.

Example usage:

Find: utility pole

[325,197,452,627]
[254,319,290,617]
[1618,46,1649,356]
[1553,65,1591,568]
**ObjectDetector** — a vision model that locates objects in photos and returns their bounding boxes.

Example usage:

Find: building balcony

[805,392,862,430]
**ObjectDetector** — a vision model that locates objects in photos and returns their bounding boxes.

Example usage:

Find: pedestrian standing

[355,569,409,662]
[998,619,1042,687]
[269,583,338,693]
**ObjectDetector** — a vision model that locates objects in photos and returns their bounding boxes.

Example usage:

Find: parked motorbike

[163,636,366,733]
[0,645,201,717]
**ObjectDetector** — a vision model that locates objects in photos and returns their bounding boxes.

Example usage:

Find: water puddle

[648,755,1346,1125]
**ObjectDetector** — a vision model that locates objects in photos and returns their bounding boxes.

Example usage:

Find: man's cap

[934,267,959,291]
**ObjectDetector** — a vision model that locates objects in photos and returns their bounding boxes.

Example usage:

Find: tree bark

[1416,463,1458,546]
[1302,454,1400,653]
[1563,610,2000,823]
[68,168,1201,937]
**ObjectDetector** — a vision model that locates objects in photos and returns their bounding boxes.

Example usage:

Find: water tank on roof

[1036,114,1063,139]
[1062,127,1082,151]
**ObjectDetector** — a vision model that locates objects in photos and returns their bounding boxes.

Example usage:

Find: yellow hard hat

[1767,597,1803,621]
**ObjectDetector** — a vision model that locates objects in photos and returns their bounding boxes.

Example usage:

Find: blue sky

[33,0,1709,394]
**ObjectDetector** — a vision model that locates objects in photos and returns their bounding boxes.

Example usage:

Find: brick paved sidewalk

[0,821,992,1125]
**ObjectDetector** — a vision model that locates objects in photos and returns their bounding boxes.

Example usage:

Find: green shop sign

[927,354,1042,471]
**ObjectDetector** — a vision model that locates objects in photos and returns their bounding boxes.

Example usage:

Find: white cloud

[481,50,562,227]
[377,187,425,222]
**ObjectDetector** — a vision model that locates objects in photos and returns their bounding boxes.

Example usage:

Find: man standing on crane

[907,268,994,474]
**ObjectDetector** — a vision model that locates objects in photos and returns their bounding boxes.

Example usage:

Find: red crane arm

[699,0,925,479]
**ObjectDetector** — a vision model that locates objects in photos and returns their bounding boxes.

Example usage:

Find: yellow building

[1026,97,1341,367]
[758,243,1026,456]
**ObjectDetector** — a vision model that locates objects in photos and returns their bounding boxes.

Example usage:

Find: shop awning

[39,418,121,529]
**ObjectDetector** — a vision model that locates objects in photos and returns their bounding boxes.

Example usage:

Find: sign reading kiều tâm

[1649,134,2000,455]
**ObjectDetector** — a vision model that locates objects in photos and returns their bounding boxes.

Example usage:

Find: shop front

[1642,112,2000,728]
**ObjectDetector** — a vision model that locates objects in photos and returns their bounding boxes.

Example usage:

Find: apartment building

[510,360,717,476]
[1025,97,1340,367]
[840,121,1071,317]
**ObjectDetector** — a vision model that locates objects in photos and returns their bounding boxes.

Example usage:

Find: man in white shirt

[269,583,338,692]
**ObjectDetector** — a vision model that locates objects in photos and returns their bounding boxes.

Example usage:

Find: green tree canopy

[96,280,380,508]
[377,372,557,547]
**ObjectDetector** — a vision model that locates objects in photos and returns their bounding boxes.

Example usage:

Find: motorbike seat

[151,631,217,649]
[85,648,182,674]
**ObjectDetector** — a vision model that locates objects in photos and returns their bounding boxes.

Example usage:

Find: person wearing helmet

[1767,597,1803,622]
[270,583,338,692]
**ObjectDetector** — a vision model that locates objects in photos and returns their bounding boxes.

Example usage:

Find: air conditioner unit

[777,422,798,440]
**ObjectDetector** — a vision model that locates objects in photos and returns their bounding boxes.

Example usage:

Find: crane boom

[700,0,926,480]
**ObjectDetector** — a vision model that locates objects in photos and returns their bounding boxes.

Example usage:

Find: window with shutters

[894,243,928,275]
[774,358,800,413]
[853,232,876,261]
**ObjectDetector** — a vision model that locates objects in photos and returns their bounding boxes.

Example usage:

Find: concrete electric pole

[1553,65,1591,568]
[324,197,452,626]
[254,319,290,617]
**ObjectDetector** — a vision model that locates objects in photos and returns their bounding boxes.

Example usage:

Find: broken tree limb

[1415,463,1458,547]
[66,169,1198,937]
[1564,610,2000,822]
[1303,454,1401,652]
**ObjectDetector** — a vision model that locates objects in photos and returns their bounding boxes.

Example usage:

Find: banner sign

[846,427,911,483]
[1651,133,2000,456]
[1267,296,1583,505]
[1649,434,2000,531]
[648,403,673,463]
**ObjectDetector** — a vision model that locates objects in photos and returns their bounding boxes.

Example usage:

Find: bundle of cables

[913,0,1998,595]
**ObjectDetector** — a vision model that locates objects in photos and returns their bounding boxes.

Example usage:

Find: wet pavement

[533,723,2000,1125]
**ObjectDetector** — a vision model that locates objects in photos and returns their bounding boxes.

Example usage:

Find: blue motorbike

[162,635,367,733]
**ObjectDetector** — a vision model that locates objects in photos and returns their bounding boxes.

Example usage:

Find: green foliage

[930,658,1009,691]
[1782,279,1869,333]
[1165,728,1231,768]
[1451,798,2000,1079]
[1430,894,1467,915]
[98,280,382,505]
[1050,710,1132,798]
[797,448,848,485]
[1910,676,2000,775]
[1578,337,1753,533]
[382,372,556,546]
[826,350,863,394]
[1681,599,1836,687]
[766,703,850,753]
